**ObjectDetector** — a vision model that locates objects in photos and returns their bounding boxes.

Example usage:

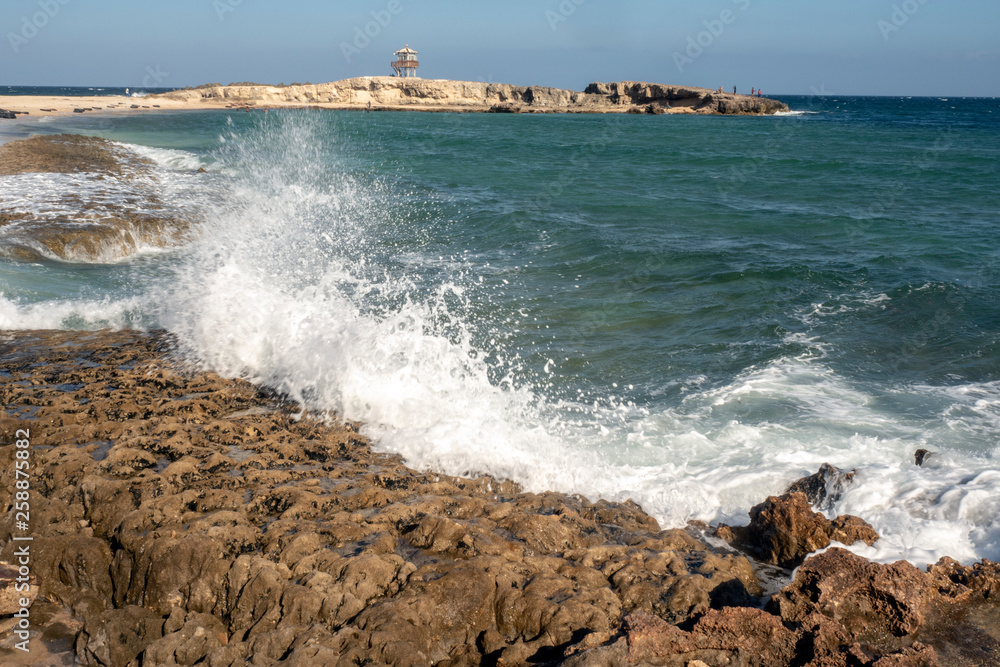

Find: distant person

[758,90,762,97]
[733,86,737,94]
[125,88,130,98]
[751,87,755,96]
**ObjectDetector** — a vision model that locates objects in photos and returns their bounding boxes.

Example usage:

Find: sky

[1,0,998,97]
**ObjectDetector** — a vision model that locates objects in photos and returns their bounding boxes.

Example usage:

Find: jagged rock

[141,612,227,666]
[785,462,856,508]
[719,492,879,569]
[1,330,992,666]
[74,605,164,667]
[914,449,934,466]
[768,548,1000,665]
[0,109,15,119]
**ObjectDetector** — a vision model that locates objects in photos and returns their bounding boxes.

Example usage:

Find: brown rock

[0,561,39,615]
[741,492,878,569]
[767,547,1000,665]
[830,515,881,548]
[75,605,164,667]
[2,329,991,666]
[770,548,932,639]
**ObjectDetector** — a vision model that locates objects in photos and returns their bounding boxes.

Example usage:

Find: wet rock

[723,492,879,569]
[770,548,932,638]
[0,135,193,263]
[830,514,880,548]
[769,547,1000,665]
[785,462,856,508]
[75,605,164,667]
[914,449,934,466]
[141,612,227,665]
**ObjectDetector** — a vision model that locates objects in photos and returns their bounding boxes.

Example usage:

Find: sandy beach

[0,95,196,117]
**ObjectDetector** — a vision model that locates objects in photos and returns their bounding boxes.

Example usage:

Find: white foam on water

[127,144,218,173]
[0,142,214,263]
[0,292,148,330]
[133,113,1000,567]
[0,171,163,218]
[773,110,820,117]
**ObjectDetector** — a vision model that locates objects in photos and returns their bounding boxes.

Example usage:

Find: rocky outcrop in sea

[0,135,193,263]
[154,78,789,116]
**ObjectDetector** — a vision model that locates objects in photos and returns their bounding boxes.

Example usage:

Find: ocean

[2,93,998,568]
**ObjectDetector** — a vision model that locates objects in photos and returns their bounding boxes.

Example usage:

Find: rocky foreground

[0,329,998,666]
[154,78,789,116]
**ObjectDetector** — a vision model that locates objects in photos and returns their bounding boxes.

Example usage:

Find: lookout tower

[391,45,419,78]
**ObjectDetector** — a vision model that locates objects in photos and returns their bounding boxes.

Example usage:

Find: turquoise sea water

[2,94,999,566]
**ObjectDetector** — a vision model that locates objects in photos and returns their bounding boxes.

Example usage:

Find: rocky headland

[1,328,998,666]
[152,78,789,116]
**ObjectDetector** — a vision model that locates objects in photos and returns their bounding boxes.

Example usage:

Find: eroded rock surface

[0,330,759,666]
[1,330,996,666]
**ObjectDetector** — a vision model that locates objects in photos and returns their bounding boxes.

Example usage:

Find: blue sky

[2,0,998,96]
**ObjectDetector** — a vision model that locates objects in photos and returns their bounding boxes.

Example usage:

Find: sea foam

[144,112,1000,568]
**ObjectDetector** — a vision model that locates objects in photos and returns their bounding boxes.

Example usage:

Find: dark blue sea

[2,92,998,566]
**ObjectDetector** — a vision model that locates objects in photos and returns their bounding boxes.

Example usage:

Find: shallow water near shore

[2,95,999,567]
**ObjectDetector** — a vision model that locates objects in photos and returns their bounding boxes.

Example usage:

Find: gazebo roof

[394,45,418,55]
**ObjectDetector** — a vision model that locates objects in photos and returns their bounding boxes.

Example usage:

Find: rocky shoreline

[1,329,998,666]
[0,135,193,263]
[153,78,789,116]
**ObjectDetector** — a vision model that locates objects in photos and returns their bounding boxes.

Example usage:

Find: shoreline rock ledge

[154,77,790,115]
[2,329,997,666]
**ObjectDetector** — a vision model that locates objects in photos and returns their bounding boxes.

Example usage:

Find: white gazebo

[391,45,419,78]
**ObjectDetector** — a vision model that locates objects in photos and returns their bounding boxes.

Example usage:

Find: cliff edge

[154,77,789,115]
